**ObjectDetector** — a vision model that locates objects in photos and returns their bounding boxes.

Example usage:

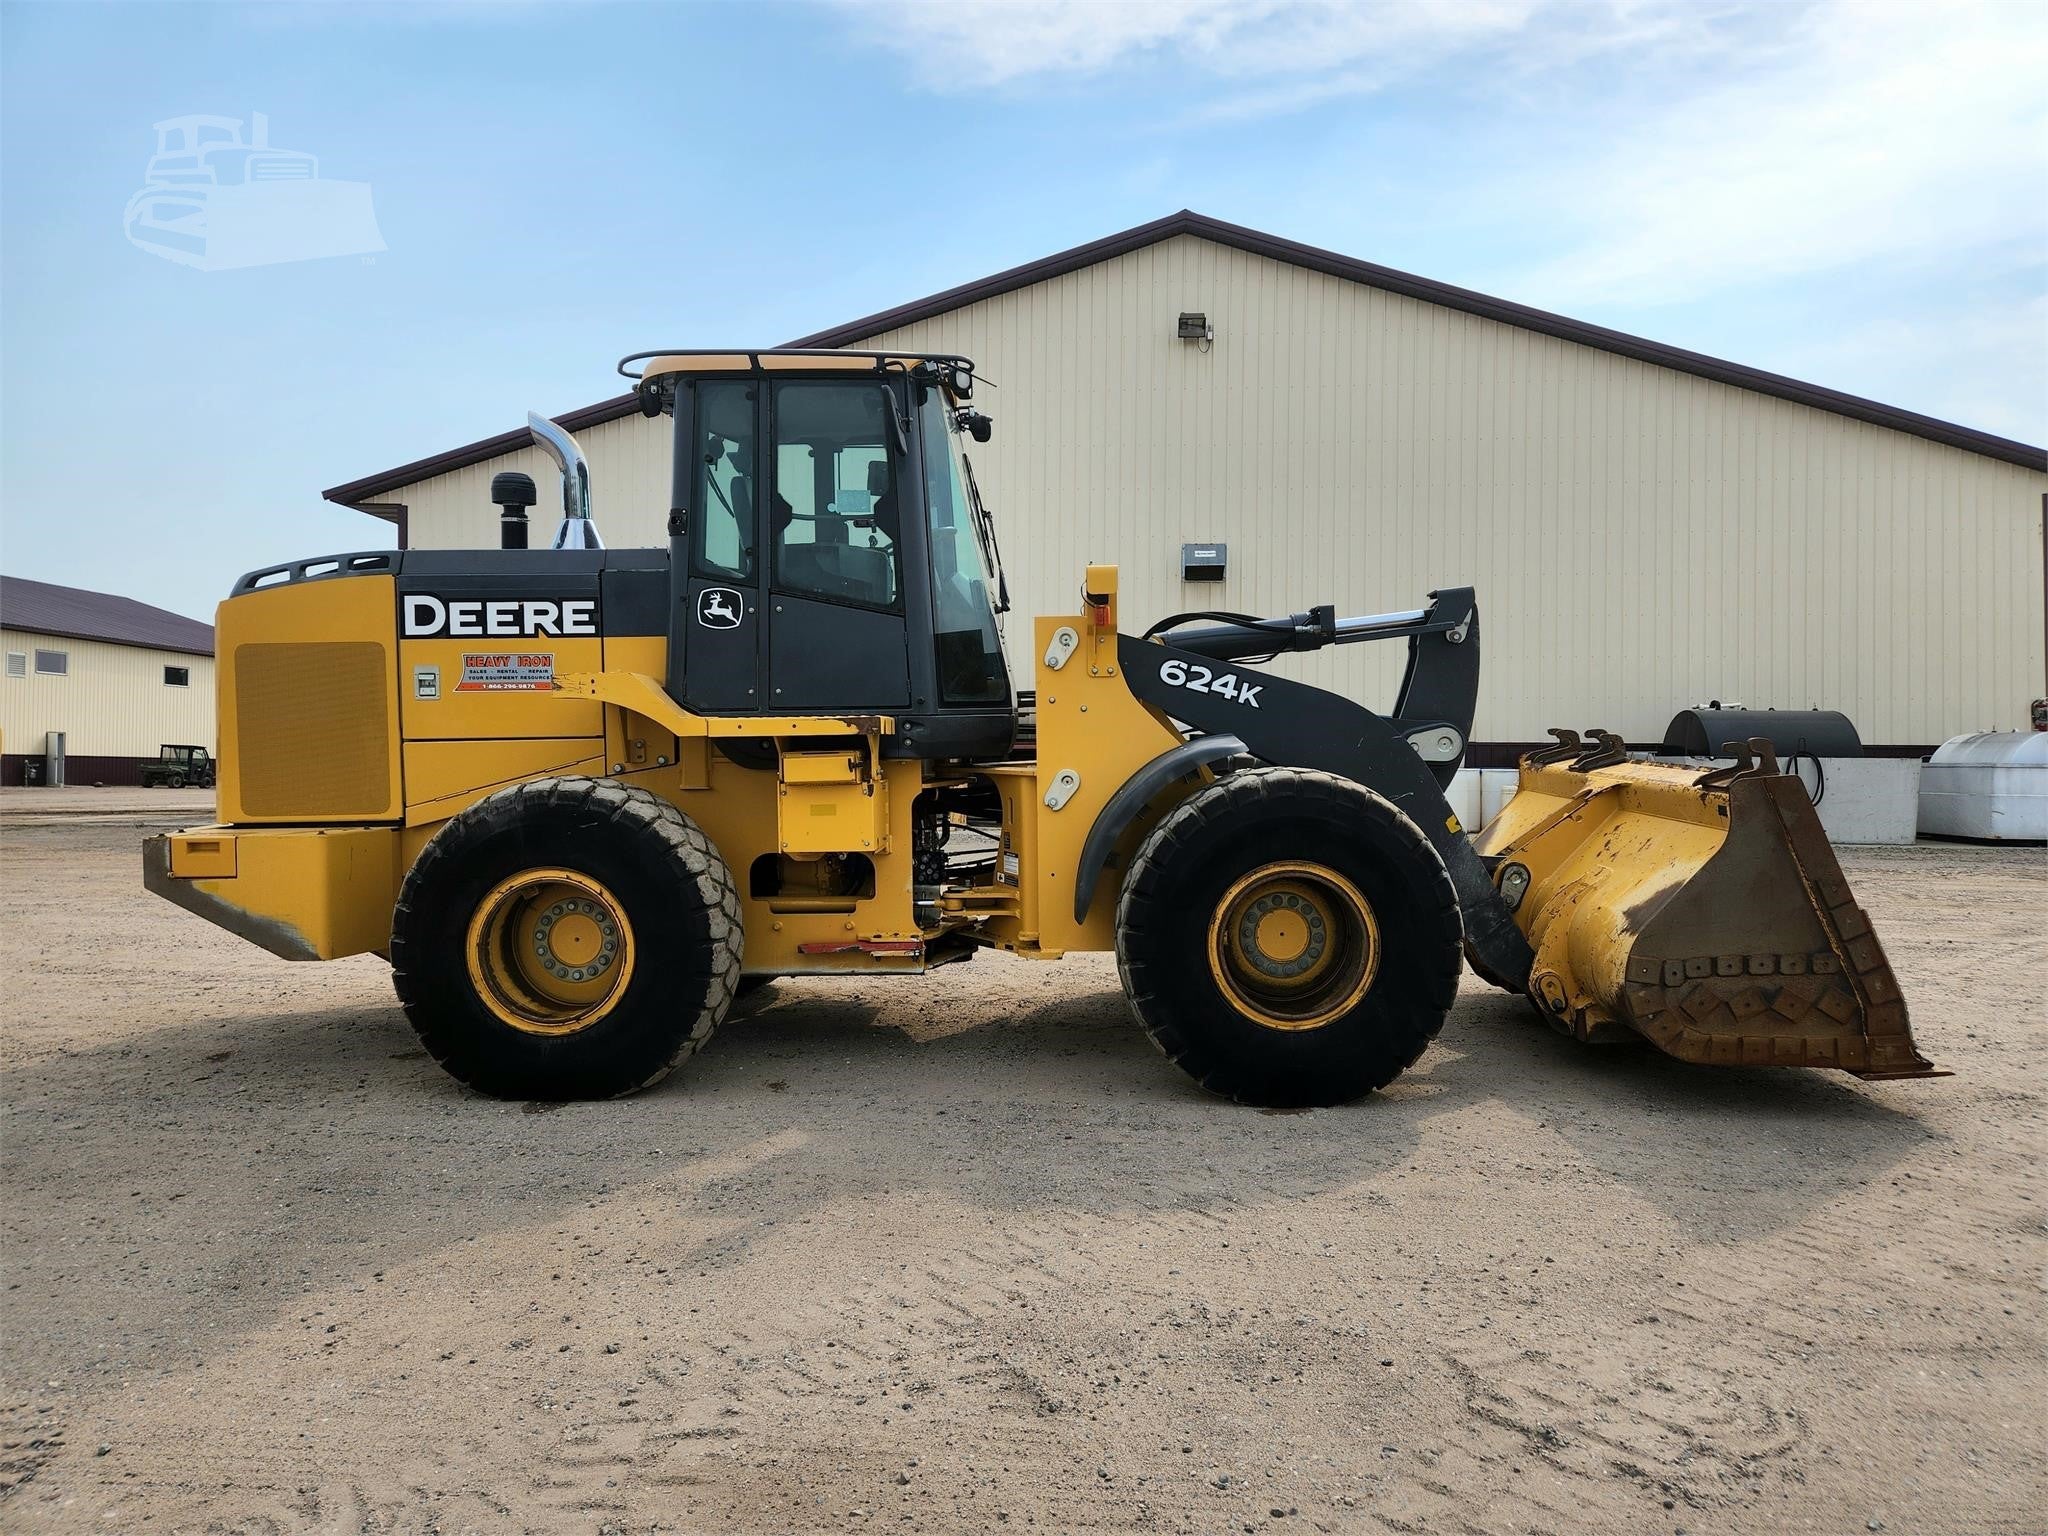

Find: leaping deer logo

[700,588,743,628]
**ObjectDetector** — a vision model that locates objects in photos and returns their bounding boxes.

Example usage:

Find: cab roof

[618,348,974,383]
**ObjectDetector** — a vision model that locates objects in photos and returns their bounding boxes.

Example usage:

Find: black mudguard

[1073,732,1246,922]
[1115,631,1535,990]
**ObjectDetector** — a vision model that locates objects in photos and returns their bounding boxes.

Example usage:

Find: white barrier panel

[1674,756,1919,844]
[1799,757,1921,845]
[1446,766,1482,830]
[1460,758,1918,845]
[1480,768,1520,823]
[1452,768,1523,833]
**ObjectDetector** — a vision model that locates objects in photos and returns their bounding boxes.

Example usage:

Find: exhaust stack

[527,412,602,550]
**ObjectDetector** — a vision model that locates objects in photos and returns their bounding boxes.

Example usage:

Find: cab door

[680,378,764,712]
[764,379,912,713]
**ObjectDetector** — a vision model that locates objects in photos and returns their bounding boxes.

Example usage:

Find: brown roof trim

[323,209,2046,508]
[354,500,410,549]
[783,209,1206,349]
[794,210,2047,471]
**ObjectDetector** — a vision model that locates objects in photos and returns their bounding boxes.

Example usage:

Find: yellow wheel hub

[466,868,636,1036]
[1254,906,1312,963]
[1207,862,1380,1031]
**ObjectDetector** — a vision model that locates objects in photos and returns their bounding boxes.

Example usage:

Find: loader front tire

[1116,767,1461,1107]
[391,778,743,1100]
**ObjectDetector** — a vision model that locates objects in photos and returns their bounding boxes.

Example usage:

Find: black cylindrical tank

[1661,706,1863,758]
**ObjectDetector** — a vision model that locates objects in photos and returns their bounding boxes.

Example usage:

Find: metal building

[1,576,216,786]
[325,211,2048,755]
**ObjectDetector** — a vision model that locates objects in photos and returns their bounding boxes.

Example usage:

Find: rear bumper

[144,825,400,961]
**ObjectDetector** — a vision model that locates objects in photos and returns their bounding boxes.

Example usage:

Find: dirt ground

[1,786,2042,1535]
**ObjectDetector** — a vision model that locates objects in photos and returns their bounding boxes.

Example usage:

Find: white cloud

[843,0,2046,414]
[842,0,1718,93]
[1506,0,2048,308]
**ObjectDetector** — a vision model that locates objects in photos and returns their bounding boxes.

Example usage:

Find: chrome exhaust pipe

[527,411,603,550]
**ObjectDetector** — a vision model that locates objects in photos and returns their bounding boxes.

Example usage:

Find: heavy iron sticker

[456,651,559,692]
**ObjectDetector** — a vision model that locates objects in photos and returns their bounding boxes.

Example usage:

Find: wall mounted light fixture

[1182,543,1227,582]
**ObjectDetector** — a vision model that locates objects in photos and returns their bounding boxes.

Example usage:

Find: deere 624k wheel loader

[146,350,1938,1104]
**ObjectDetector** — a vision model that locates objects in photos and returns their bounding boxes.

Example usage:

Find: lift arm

[1146,588,1481,788]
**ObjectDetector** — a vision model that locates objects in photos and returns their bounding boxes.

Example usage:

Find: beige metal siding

[1,629,217,760]
[392,234,2047,744]
[399,414,672,559]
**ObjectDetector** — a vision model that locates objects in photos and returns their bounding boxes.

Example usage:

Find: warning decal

[456,652,558,692]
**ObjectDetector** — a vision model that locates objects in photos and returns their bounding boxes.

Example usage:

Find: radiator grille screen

[236,642,390,817]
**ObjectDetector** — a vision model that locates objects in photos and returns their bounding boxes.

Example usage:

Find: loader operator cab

[625,350,1013,761]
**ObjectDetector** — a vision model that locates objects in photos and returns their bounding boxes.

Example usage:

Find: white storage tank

[1918,732,2048,842]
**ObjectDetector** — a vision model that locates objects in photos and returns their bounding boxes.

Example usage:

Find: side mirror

[876,385,910,457]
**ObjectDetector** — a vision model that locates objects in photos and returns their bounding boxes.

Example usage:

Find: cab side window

[770,382,900,611]
[693,381,756,581]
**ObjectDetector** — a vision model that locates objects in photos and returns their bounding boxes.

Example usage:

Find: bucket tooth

[1526,727,1585,765]
[1570,728,1628,770]
[1472,732,1943,1080]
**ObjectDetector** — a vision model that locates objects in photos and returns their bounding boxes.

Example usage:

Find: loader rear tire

[391,777,743,1100]
[1116,767,1461,1107]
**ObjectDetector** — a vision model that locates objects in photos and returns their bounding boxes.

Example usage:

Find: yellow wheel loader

[146,350,1939,1103]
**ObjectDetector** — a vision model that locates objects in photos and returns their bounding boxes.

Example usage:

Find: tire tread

[1115,766,1461,1104]
[391,777,742,1098]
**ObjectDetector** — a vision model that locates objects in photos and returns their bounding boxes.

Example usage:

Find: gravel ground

[1,786,2042,1534]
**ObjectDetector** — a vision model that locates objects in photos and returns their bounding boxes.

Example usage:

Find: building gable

[324,210,2044,516]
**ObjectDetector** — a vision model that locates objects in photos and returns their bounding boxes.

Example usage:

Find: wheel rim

[465,867,636,1036]
[1205,861,1380,1030]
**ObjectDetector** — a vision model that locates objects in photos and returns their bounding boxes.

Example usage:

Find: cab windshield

[918,389,1008,705]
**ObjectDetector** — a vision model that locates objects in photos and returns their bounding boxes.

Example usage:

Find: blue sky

[3,0,2043,619]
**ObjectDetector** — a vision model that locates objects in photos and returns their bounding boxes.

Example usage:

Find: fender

[1117,633,1536,989]
[1073,732,1247,922]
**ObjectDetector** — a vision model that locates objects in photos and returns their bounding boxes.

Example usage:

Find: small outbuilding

[1,576,216,786]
